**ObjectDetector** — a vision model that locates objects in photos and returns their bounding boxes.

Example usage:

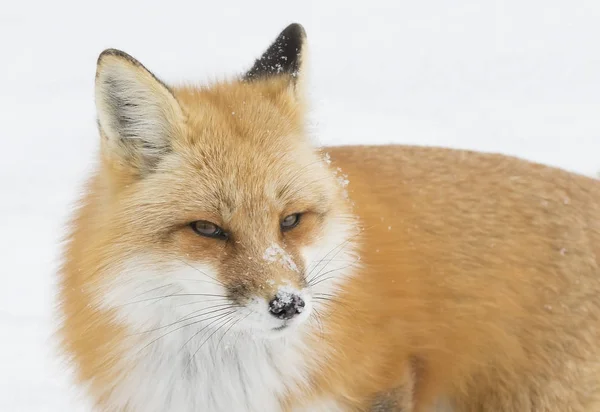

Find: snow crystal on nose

[276,288,293,305]
[262,243,299,272]
[274,286,304,312]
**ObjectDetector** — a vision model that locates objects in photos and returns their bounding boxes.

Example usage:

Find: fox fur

[58,23,600,412]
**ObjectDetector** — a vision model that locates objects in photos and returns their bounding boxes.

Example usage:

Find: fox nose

[268,293,305,320]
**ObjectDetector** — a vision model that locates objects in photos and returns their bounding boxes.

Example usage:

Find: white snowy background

[1,0,599,410]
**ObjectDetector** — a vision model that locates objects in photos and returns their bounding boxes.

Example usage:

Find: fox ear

[243,23,307,88]
[95,49,184,174]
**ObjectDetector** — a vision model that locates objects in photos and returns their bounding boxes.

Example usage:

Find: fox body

[58,24,600,411]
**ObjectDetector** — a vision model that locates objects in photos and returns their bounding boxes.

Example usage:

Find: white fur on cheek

[92,256,313,412]
[302,214,360,299]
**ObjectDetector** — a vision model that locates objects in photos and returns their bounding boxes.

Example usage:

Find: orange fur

[58,24,600,412]
[290,146,600,411]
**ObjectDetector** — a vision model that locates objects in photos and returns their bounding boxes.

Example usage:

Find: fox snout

[221,241,308,301]
[214,240,316,334]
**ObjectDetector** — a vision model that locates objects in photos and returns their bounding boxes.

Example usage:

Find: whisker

[176,305,238,325]
[305,232,354,274]
[175,297,230,308]
[184,313,240,372]
[315,292,342,299]
[170,278,223,286]
[118,293,229,307]
[307,258,354,266]
[130,283,176,300]
[304,222,369,283]
[305,257,356,280]
[173,258,224,286]
[314,293,352,306]
[194,314,239,355]
[308,248,356,286]
[310,274,350,289]
[304,220,370,287]
[311,307,326,342]
[131,304,238,336]
[178,311,236,355]
[309,259,361,287]
[137,310,237,355]
[309,275,339,288]
[313,296,354,311]
[305,236,354,282]
[215,312,251,353]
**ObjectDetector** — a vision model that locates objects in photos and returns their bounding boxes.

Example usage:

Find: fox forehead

[173,79,303,147]
[126,138,333,228]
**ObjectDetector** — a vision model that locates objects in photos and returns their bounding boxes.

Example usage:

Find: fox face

[90,24,358,342]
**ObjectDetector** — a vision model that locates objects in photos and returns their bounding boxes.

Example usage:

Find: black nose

[268,293,305,320]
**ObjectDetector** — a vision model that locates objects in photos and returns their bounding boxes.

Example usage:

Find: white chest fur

[108,327,309,412]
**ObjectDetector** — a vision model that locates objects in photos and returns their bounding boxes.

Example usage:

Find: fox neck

[115,322,310,411]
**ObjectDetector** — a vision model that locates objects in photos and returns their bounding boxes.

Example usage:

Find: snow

[263,243,300,273]
[2,0,600,410]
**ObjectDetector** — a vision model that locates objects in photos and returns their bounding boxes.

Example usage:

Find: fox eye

[281,213,301,231]
[190,221,228,239]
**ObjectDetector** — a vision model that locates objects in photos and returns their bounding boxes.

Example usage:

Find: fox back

[58,24,600,412]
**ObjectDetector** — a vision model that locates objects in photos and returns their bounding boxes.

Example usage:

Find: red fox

[58,23,600,411]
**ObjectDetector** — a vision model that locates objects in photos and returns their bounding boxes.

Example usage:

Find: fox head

[87,24,359,339]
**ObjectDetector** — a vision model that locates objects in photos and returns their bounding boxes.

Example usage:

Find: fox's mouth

[266,321,299,338]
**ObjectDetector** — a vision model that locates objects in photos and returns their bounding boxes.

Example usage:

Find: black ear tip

[243,23,307,81]
[281,23,306,41]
